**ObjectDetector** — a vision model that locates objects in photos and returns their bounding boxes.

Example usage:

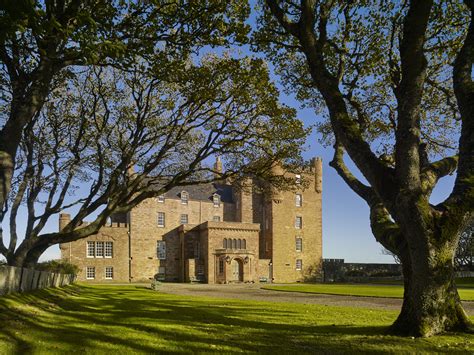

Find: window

[219,259,225,274]
[213,194,220,207]
[157,212,165,227]
[87,241,95,258]
[105,241,113,258]
[87,241,112,258]
[295,174,301,184]
[295,216,302,229]
[295,194,302,207]
[237,239,242,249]
[106,217,112,226]
[86,267,95,279]
[223,238,227,248]
[213,215,221,222]
[232,239,237,249]
[105,267,113,279]
[194,242,200,259]
[296,238,303,252]
[296,259,303,270]
[157,266,166,280]
[157,241,166,260]
[181,191,188,205]
[96,241,104,257]
[242,239,246,249]
[180,214,188,224]
[158,194,165,203]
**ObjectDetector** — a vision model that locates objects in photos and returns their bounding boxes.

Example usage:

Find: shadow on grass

[0,284,471,353]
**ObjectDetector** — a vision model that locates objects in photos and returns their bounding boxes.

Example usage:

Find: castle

[60,157,323,283]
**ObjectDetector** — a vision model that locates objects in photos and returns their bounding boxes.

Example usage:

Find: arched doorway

[230,258,243,282]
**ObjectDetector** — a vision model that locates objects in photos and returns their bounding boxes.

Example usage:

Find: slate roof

[163,183,234,203]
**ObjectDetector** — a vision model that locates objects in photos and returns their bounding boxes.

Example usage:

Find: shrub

[36,260,79,275]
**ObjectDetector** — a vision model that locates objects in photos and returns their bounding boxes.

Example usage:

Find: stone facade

[60,157,323,283]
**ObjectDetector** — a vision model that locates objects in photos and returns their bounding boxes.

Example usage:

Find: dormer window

[158,194,165,203]
[295,174,301,184]
[213,193,220,207]
[181,191,188,205]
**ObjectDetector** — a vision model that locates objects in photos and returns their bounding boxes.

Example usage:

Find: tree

[255,0,473,336]
[0,0,250,257]
[455,221,474,270]
[0,1,307,267]
[3,57,306,268]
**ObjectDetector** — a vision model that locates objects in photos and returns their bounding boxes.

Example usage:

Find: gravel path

[159,283,474,315]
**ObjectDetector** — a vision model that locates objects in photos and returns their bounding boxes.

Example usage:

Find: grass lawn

[0,284,473,353]
[263,283,474,301]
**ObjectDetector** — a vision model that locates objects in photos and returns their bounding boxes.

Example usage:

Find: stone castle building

[60,158,323,284]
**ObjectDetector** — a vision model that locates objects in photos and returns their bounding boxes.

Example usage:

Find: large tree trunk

[391,240,471,337]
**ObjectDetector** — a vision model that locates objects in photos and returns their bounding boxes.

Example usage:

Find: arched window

[213,194,220,207]
[242,239,246,249]
[232,239,237,249]
[181,191,189,205]
[223,238,227,249]
[237,239,242,249]
[106,217,112,227]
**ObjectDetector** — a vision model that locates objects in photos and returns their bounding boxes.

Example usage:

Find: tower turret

[314,157,322,193]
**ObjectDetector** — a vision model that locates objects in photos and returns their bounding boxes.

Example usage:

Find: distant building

[60,157,323,283]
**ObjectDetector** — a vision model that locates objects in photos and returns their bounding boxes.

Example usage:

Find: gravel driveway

[159,283,474,315]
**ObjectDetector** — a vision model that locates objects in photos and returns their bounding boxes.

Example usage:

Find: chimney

[314,157,322,193]
[59,213,71,232]
[214,156,223,178]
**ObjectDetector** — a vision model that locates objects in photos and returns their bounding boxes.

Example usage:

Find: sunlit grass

[263,283,474,301]
[0,284,472,353]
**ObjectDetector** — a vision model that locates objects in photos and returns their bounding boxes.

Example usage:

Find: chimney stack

[314,157,322,193]
[59,213,71,232]
[214,156,223,178]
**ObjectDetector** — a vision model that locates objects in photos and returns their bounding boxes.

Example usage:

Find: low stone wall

[0,266,76,295]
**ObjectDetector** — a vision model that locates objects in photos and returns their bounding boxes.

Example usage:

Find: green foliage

[253,0,465,157]
[35,260,79,275]
[0,284,472,353]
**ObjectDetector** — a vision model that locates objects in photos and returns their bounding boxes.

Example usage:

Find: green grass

[0,284,473,353]
[263,283,474,300]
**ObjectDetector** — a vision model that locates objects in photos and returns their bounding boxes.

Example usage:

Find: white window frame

[295,216,302,229]
[296,237,303,252]
[295,174,301,184]
[86,266,95,279]
[213,215,221,222]
[181,191,188,205]
[158,194,165,203]
[295,194,302,207]
[86,241,95,258]
[296,259,303,271]
[157,240,166,260]
[96,241,104,257]
[180,214,188,224]
[105,266,113,279]
[158,212,165,227]
[213,194,220,208]
[105,241,113,258]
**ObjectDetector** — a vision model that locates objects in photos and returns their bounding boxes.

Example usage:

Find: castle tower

[266,156,323,282]
[313,157,323,193]
[59,213,71,232]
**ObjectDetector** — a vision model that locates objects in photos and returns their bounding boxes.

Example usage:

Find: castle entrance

[231,258,243,282]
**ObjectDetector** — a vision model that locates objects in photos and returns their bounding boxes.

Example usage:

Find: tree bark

[390,233,471,337]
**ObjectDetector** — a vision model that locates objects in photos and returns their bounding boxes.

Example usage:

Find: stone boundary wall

[0,266,76,295]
